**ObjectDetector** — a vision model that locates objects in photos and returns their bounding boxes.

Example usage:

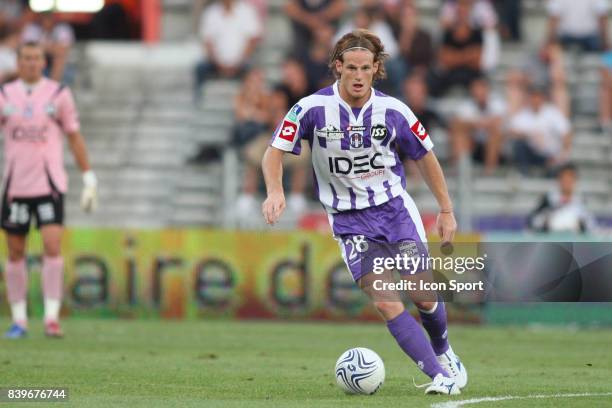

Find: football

[335,347,385,395]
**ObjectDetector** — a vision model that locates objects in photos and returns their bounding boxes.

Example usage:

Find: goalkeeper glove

[81,170,98,213]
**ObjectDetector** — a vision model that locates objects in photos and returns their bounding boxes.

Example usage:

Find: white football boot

[436,346,468,389]
[421,373,461,395]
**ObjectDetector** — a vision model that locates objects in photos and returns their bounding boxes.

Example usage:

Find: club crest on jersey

[315,125,343,140]
[410,120,429,141]
[347,125,366,148]
[350,133,363,148]
[371,124,387,141]
[278,120,298,142]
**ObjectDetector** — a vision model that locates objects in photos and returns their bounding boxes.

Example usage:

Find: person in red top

[1,42,97,339]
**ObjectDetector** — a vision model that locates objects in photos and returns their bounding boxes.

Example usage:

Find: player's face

[18,46,46,83]
[336,50,379,106]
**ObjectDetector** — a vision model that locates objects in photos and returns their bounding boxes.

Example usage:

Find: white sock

[418,301,438,314]
[44,298,61,323]
[10,300,27,326]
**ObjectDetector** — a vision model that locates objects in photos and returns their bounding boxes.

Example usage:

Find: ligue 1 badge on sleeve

[2,104,16,116]
[287,104,303,122]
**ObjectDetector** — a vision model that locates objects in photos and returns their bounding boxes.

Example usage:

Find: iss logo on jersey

[279,120,298,142]
[371,124,387,141]
[410,120,429,141]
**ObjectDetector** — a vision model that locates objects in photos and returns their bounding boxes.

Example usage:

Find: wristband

[440,208,454,214]
[82,170,98,188]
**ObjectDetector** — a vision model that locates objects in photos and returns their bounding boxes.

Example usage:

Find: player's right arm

[261,146,286,225]
[261,99,311,225]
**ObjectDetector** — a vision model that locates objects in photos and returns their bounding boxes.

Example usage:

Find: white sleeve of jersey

[404,106,434,152]
[270,100,309,155]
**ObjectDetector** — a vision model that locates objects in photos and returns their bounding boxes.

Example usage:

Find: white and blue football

[335,347,385,395]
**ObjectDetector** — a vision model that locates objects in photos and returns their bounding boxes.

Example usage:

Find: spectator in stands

[546,0,609,52]
[333,0,405,95]
[440,0,499,72]
[194,0,262,102]
[194,0,267,33]
[599,51,612,132]
[493,0,522,42]
[527,163,597,233]
[440,0,497,29]
[90,0,137,40]
[238,87,310,217]
[381,0,407,36]
[401,73,446,179]
[187,67,269,165]
[22,11,75,83]
[303,24,334,94]
[403,73,446,132]
[284,0,347,61]
[428,0,484,97]
[509,84,572,175]
[450,76,505,175]
[0,0,25,29]
[397,0,435,76]
[506,42,570,118]
[275,57,309,109]
[231,68,270,150]
[0,25,18,84]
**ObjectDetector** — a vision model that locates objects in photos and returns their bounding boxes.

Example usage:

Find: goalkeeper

[1,42,97,338]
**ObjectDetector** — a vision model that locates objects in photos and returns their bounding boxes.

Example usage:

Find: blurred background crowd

[1,0,611,236]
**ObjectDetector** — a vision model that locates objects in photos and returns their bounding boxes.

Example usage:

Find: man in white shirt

[0,26,18,84]
[509,85,572,175]
[451,76,505,175]
[547,0,609,52]
[194,0,262,101]
[528,163,597,233]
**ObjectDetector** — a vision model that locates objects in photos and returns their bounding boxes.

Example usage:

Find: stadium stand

[32,0,610,231]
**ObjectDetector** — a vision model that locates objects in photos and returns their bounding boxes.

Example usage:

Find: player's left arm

[415,151,457,244]
[60,87,98,212]
[66,130,92,172]
[397,107,457,243]
[66,130,97,213]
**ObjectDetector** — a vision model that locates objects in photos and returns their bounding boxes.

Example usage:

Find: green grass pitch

[1,319,611,407]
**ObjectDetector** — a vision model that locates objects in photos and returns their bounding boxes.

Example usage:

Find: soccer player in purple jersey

[261,30,467,395]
